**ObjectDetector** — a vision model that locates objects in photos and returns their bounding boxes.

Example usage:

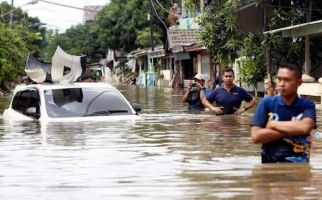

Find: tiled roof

[167,28,203,49]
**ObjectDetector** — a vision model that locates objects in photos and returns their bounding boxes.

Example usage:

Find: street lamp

[0,0,39,28]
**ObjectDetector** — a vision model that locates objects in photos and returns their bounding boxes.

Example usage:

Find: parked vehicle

[3,82,142,122]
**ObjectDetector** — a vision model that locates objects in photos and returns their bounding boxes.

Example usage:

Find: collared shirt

[206,85,253,114]
[251,95,316,163]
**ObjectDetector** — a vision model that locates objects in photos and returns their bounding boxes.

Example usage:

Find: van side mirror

[26,107,37,115]
[131,103,141,113]
[25,107,40,119]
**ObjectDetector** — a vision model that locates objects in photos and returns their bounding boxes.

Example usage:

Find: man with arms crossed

[251,63,316,163]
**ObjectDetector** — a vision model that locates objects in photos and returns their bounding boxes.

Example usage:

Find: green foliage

[95,0,165,53]
[0,24,30,84]
[136,27,161,48]
[184,0,194,11]
[44,24,104,63]
[0,2,45,86]
[268,8,303,30]
[266,8,303,66]
[239,59,266,87]
[0,2,46,56]
[239,33,266,86]
[199,0,307,87]
[199,0,243,66]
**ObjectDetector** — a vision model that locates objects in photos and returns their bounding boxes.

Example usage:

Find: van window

[12,89,40,119]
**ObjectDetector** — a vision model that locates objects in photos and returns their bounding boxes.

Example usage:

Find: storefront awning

[174,52,190,61]
[264,19,322,38]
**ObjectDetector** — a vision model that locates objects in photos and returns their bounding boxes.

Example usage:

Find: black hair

[222,67,234,75]
[279,63,303,78]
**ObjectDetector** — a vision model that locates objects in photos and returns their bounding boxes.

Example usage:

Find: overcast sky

[3,0,109,32]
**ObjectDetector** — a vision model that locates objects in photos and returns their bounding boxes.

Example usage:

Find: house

[83,5,103,25]
[167,0,265,88]
[127,45,175,87]
[167,1,212,87]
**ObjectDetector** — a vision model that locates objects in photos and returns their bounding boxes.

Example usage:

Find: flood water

[1,85,322,199]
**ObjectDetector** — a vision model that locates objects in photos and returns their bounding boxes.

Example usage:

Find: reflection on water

[0,85,322,199]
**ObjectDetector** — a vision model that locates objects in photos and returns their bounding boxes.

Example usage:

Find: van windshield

[44,87,132,118]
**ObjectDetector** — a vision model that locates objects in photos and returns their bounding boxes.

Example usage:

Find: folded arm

[267,117,315,136]
[251,126,285,144]
[251,117,315,144]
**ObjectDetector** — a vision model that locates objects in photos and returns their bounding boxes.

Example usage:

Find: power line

[38,0,98,12]
[150,0,168,30]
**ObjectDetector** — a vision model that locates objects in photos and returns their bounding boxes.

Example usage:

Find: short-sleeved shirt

[251,95,316,163]
[206,85,253,114]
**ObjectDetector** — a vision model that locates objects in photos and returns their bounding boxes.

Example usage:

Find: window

[44,87,133,118]
[12,89,40,119]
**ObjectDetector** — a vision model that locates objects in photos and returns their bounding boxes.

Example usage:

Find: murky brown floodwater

[1,85,322,200]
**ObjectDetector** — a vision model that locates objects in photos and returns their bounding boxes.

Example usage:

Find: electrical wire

[38,0,98,12]
[150,0,168,30]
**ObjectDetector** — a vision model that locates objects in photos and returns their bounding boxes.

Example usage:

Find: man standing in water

[201,68,256,115]
[182,74,210,111]
[251,63,316,163]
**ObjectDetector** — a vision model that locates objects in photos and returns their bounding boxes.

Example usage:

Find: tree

[0,24,31,88]
[198,0,319,93]
[43,24,104,63]
[0,2,46,56]
[238,33,266,92]
[95,0,166,53]
[199,0,243,67]
[0,2,45,89]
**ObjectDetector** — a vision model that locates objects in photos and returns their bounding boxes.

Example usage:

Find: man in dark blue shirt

[251,63,316,163]
[201,68,256,115]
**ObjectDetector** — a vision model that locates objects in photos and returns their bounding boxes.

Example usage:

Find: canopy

[25,53,51,83]
[51,46,86,83]
[25,46,87,83]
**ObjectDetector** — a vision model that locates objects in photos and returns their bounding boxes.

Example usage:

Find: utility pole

[149,0,154,51]
[147,0,154,86]
[304,0,312,75]
[263,0,274,96]
[10,0,14,28]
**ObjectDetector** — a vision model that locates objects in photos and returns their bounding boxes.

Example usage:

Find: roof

[127,44,165,58]
[15,82,116,92]
[184,43,205,52]
[264,19,322,38]
[167,29,203,49]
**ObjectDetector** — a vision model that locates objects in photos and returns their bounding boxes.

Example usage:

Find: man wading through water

[201,68,256,115]
[251,63,316,163]
[182,74,211,111]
